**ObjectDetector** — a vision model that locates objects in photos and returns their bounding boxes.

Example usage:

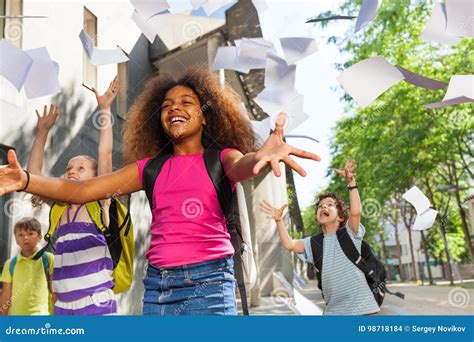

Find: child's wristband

[347,184,358,191]
[16,170,30,192]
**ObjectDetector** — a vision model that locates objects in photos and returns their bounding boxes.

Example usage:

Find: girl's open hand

[0,150,27,195]
[35,105,59,133]
[93,77,120,110]
[253,112,320,177]
[260,200,287,222]
[334,158,357,184]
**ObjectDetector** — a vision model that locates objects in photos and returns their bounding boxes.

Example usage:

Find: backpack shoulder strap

[142,154,173,210]
[9,256,17,277]
[310,233,324,290]
[41,253,50,283]
[202,149,233,218]
[33,204,66,260]
[336,227,371,274]
[85,201,106,231]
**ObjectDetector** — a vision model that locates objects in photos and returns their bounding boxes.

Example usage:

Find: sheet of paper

[337,56,404,107]
[252,0,269,13]
[355,0,382,32]
[202,0,235,16]
[423,75,474,109]
[413,208,438,231]
[168,0,193,14]
[212,46,265,73]
[190,0,206,11]
[250,117,272,145]
[24,47,61,99]
[395,65,448,90]
[254,86,300,116]
[130,0,169,19]
[402,186,431,215]
[264,53,296,89]
[269,94,308,133]
[279,37,318,65]
[0,39,33,91]
[306,15,356,23]
[421,3,462,46]
[445,0,474,38]
[131,10,160,43]
[238,38,274,60]
[79,30,129,66]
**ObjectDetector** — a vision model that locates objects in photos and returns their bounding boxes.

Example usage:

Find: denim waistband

[147,255,234,277]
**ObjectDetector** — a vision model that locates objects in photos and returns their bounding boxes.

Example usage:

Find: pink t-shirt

[136,149,237,268]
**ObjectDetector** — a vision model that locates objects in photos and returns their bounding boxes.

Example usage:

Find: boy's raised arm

[335,159,361,234]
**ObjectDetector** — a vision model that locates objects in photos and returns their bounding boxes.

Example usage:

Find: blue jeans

[143,256,237,316]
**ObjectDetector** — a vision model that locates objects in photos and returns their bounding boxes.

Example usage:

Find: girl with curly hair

[0,67,320,315]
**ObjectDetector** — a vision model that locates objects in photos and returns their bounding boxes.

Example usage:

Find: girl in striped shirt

[27,78,120,315]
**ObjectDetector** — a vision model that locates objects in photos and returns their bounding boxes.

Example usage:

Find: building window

[3,0,23,47]
[0,144,14,271]
[83,7,97,88]
[116,62,128,119]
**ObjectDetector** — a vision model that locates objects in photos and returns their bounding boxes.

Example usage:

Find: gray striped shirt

[298,224,380,315]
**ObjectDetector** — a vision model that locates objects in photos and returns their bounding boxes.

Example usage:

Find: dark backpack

[142,148,252,315]
[311,227,404,306]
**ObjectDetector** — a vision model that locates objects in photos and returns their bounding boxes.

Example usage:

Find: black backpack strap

[142,153,173,210]
[203,148,249,315]
[310,234,324,291]
[336,228,405,300]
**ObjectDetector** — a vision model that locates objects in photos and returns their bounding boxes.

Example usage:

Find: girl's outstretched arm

[0,150,141,203]
[260,200,305,253]
[223,112,321,183]
[27,104,60,206]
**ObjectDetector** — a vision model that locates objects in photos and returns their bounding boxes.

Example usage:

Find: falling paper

[202,0,236,16]
[355,0,382,32]
[237,38,275,60]
[269,95,308,133]
[79,30,129,66]
[131,10,161,43]
[421,3,462,46]
[423,75,474,109]
[252,0,269,13]
[254,86,300,116]
[250,117,272,145]
[402,186,438,231]
[337,56,404,107]
[445,0,474,38]
[130,0,169,19]
[395,66,448,90]
[280,37,318,65]
[23,47,61,99]
[190,0,206,11]
[306,15,357,23]
[413,208,438,231]
[264,53,296,89]
[0,39,33,91]
[211,46,265,73]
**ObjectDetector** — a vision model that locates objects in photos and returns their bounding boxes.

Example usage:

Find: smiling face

[316,196,344,227]
[64,156,97,181]
[160,85,206,141]
[15,228,41,255]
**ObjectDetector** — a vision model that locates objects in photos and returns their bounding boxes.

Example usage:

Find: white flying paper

[402,186,438,231]
[395,66,448,90]
[355,0,382,32]
[0,39,33,91]
[445,0,474,38]
[202,0,235,16]
[251,0,269,13]
[79,30,129,66]
[337,56,404,107]
[250,117,272,145]
[24,47,61,99]
[130,0,169,19]
[421,3,462,46]
[131,10,160,43]
[212,46,266,73]
[423,75,474,109]
[264,53,296,89]
[254,86,300,116]
[279,37,318,65]
[237,38,275,60]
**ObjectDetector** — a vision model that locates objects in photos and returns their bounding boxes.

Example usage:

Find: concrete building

[0,0,296,314]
